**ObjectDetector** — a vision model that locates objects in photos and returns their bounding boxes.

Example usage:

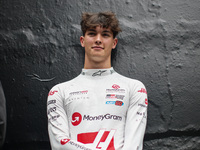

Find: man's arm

[0,82,6,149]
[122,81,148,150]
[47,85,92,150]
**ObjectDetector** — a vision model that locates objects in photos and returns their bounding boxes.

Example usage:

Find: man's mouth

[92,46,104,50]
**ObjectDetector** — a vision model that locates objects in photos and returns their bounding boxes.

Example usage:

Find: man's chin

[91,52,104,58]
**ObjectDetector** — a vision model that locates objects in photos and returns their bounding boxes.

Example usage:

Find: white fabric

[47,67,148,150]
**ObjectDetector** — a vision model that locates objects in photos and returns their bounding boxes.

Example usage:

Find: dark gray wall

[0,0,200,149]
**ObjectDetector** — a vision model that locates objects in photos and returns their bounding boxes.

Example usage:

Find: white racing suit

[47,67,148,150]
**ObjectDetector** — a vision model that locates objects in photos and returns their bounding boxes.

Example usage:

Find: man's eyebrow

[103,30,111,33]
[87,29,96,32]
[87,28,112,34]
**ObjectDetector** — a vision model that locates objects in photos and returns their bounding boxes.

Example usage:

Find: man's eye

[88,32,95,36]
[103,34,110,37]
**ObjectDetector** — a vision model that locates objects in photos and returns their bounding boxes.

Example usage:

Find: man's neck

[84,64,111,69]
[84,55,112,69]
[84,61,111,69]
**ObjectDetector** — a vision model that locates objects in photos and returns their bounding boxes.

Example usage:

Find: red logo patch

[81,90,88,93]
[48,90,58,96]
[138,88,147,94]
[145,98,148,105]
[112,84,120,89]
[78,129,115,150]
[60,138,70,145]
[71,112,82,126]
[115,101,124,106]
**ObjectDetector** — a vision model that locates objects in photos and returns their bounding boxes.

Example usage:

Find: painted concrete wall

[0,0,200,149]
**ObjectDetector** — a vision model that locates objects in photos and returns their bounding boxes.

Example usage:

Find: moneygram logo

[83,113,122,121]
[71,112,82,126]
[71,113,122,126]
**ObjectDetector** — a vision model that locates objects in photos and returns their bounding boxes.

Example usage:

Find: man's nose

[95,34,102,45]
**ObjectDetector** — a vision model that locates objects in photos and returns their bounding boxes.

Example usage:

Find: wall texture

[0,0,200,149]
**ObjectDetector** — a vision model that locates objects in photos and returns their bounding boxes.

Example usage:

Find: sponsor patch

[71,113,122,126]
[61,139,91,150]
[112,84,120,89]
[83,114,122,121]
[47,100,56,105]
[106,100,124,106]
[70,90,88,95]
[138,98,148,108]
[106,89,125,93]
[145,98,148,105]
[106,94,125,100]
[61,138,70,145]
[136,111,147,119]
[138,103,147,108]
[78,129,116,150]
[49,114,60,122]
[138,88,147,94]
[92,70,107,76]
[47,107,56,114]
[115,101,124,106]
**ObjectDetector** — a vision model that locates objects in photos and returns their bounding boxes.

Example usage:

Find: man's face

[80,26,118,66]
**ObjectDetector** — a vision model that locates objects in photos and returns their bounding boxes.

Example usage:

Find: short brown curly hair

[80,11,121,38]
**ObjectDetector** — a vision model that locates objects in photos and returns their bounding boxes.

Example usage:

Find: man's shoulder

[50,75,80,91]
[114,71,144,85]
[114,72,146,95]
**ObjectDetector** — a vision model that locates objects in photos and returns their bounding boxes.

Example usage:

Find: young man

[47,12,148,150]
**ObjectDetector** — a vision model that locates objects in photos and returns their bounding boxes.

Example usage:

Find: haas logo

[112,84,120,89]
[71,112,82,126]
[78,129,116,150]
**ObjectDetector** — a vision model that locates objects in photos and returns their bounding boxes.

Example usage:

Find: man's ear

[80,36,85,47]
[112,38,118,49]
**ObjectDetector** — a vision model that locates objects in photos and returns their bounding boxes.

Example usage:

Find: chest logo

[106,100,124,106]
[92,70,107,76]
[71,112,82,126]
[112,84,120,89]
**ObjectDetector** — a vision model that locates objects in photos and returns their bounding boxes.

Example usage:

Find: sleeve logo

[138,88,147,94]
[48,90,58,96]
[145,98,148,105]
[60,138,70,145]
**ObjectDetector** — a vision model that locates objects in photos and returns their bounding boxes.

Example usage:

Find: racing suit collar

[81,67,115,77]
